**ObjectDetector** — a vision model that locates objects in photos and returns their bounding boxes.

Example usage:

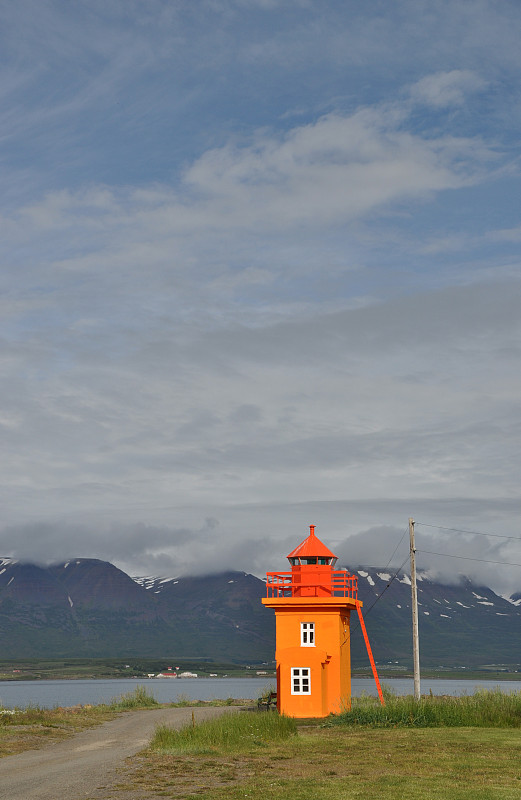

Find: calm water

[1,677,521,710]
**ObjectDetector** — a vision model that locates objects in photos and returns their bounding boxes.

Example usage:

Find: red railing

[265,570,358,599]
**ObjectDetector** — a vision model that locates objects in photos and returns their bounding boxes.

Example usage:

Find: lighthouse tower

[262,525,360,718]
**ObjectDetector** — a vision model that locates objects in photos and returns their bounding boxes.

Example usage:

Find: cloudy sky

[1,0,520,593]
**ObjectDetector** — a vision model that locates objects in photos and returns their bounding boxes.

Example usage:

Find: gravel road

[0,705,240,800]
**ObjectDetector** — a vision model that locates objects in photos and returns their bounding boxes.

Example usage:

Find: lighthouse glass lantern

[262,525,359,718]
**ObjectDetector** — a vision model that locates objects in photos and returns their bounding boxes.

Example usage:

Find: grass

[0,703,116,756]
[117,714,521,800]
[109,684,160,710]
[151,710,297,754]
[329,686,521,728]
[113,690,521,799]
[3,688,521,798]
[167,693,239,708]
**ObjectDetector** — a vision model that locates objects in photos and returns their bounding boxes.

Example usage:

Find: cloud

[0,518,215,575]
[409,70,488,108]
[183,108,496,228]
[336,524,521,599]
[5,105,493,239]
[0,516,295,579]
[1,276,520,592]
[3,511,520,600]
[0,100,501,299]
[489,225,521,242]
[0,2,520,598]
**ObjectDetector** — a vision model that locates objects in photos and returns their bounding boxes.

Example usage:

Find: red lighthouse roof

[287,525,337,560]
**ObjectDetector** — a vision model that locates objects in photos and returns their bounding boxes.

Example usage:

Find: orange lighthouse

[262,525,383,718]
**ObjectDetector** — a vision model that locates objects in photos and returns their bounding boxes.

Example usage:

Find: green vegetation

[0,703,116,756]
[118,703,521,800]
[2,656,519,682]
[109,685,160,710]
[0,657,272,681]
[3,689,521,798]
[329,687,521,728]
[152,710,296,754]
[168,694,239,708]
[353,666,521,680]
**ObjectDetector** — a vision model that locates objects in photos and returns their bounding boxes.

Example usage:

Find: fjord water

[1,677,521,710]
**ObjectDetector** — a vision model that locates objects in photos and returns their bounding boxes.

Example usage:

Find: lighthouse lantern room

[262,525,382,718]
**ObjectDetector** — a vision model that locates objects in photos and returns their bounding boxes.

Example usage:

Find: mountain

[0,556,519,668]
[0,558,274,662]
[354,569,521,669]
[48,559,155,610]
[134,571,273,650]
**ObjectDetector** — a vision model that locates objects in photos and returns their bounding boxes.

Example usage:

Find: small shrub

[110,685,160,710]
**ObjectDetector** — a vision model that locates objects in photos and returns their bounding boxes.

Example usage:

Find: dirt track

[0,705,239,800]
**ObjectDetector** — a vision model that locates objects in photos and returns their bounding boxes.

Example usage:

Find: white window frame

[300,621,315,647]
[291,667,311,695]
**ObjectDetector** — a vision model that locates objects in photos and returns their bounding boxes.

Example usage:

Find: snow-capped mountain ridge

[354,567,520,609]
[0,559,519,667]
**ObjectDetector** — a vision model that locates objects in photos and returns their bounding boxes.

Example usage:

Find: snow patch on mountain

[132,575,177,592]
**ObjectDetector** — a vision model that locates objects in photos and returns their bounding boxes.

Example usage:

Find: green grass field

[0,657,261,681]
[2,689,521,798]
[122,718,521,800]
[119,692,521,800]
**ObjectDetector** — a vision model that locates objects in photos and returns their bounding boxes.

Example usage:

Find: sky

[1,0,520,595]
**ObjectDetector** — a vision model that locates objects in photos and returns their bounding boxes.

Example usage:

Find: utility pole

[409,517,421,700]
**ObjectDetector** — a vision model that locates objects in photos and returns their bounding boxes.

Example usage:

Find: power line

[384,526,409,569]
[351,521,521,644]
[349,526,410,638]
[351,552,410,634]
[416,521,521,543]
[355,527,409,572]
[417,548,521,569]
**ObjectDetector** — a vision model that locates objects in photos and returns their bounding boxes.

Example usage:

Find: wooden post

[409,517,421,701]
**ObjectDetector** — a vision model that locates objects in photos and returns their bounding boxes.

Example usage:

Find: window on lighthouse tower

[301,622,315,646]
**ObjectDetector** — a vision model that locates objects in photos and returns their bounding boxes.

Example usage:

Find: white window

[291,667,311,694]
[301,622,315,646]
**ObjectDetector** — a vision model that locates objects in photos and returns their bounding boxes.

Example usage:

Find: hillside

[354,569,521,669]
[0,559,274,662]
[0,557,519,668]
